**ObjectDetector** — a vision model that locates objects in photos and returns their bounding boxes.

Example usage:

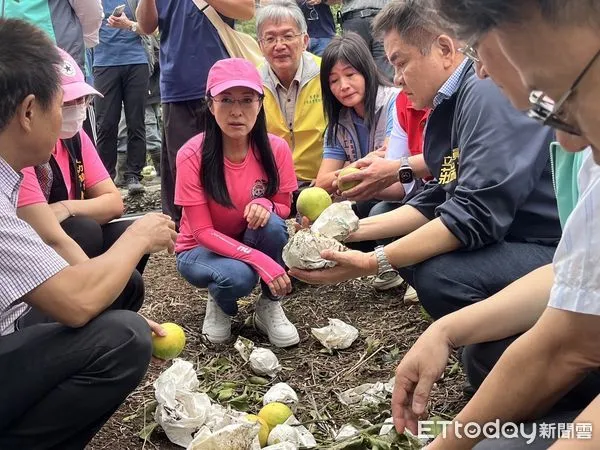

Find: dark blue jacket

[407,62,561,250]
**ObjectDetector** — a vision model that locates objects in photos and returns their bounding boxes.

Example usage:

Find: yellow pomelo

[296,187,332,221]
[257,402,293,430]
[151,323,186,360]
[246,414,270,447]
[337,166,361,192]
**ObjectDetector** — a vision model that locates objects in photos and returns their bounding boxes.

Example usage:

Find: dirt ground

[87,248,467,449]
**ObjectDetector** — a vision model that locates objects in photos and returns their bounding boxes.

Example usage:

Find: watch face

[379,270,399,281]
[399,167,414,184]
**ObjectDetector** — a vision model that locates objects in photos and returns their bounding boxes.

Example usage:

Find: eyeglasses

[527,48,600,136]
[458,39,480,63]
[211,96,263,109]
[259,33,304,47]
[63,95,93,107]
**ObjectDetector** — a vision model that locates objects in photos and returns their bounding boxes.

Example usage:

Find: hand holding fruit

[339,157,401,201]
[296,187,332,221]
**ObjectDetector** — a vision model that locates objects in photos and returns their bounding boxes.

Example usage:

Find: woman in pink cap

[175,58,300,347]
[16,48,149,318]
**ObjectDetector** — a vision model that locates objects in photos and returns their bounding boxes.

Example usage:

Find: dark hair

[0,19,62,132]
[320,32,391,146]
[372,0,454,52]
[432,0,600,41]
[200,98,280,208]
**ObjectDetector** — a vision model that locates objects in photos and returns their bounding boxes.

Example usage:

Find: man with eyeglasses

[383,17,599,449]
[388,0,600,448]
[291,0,561,324]
[256,0,326,213]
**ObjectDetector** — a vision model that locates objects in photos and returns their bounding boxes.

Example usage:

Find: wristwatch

[130,22,138,33]
[374,245,399,281]
[398,156,414,184]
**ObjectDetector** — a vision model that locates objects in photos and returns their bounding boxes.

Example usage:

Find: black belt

[339,8,380,22]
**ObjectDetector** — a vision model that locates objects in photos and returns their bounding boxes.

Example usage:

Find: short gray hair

[372,0,456,54]
[256,0,307,37]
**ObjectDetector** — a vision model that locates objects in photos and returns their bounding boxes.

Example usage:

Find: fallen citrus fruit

[151,323,186,360]
[337,166,361,192]
[246,414,270,447]
[296,187,332,221]
[257,402,293,431]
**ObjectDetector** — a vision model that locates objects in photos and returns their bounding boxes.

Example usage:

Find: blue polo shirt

[156,0,232,103]
[94,0,148,67]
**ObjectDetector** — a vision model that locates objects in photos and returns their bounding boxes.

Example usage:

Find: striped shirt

[433,58,470,107]
[0,157,68,335]
[549,151,600,314]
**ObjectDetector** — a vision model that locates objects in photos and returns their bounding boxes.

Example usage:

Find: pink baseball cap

[206,58,263,97]
[56,47,102,102]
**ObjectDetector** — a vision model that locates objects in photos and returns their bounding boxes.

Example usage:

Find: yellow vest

[263,70,326,182]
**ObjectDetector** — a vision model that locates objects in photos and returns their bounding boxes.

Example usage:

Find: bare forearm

[26,230,148,327]
[63,195,123,224]
[440,264,553,347]
[550,395,600,449]
[409,154,430,179]
[384,217,462,268]
[348,204,429,242]
[53,236,89,265]
[209,0,254,20]
[375,182,405,201]
[136,0,158,34]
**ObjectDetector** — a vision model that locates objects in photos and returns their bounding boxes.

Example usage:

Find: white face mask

[60,104,88,139]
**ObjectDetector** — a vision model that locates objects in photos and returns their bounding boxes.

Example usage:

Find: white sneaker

[254,295,300,348]
[202,294,232,344]
[372,273,405,291]
[403,285,419,304]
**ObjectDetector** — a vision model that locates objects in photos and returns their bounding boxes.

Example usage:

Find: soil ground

[88,191,467,449]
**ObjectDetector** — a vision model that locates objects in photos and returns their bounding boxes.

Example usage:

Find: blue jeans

[176,215,288,315]
[308,37,332,57]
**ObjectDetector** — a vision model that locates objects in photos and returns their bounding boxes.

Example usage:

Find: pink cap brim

[63,82,103,103]
[209,79,263,97]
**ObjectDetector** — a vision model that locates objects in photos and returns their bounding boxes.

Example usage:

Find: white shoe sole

[403,287,419,304]
[254,313,300,348]
[373,276,405,291]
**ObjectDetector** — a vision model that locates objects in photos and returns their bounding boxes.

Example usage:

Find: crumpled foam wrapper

[311,201,359,241]
[311,318,359,350]
[234,336,255,362]
[263,383,299,410]
[285,415,317,448]
[249,347,282,377]
[263,443,298,450]
[187,422,261,450]
[268,424,300,447]
[338,378,394,407]
[154,359,260,449]
[282,229,344,270]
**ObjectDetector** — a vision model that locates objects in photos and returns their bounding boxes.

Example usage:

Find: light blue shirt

[433,58,470,107]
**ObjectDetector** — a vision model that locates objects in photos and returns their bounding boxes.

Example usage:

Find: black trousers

[161,99,206,228]
[398,240,557,319]
[341,15,394,82]
[94,64,149,180]
[0,310,151,449]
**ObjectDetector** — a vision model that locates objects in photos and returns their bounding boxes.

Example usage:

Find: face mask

[60,104,87,139]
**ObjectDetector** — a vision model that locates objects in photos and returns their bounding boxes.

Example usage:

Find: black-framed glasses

[527,48,600,135]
